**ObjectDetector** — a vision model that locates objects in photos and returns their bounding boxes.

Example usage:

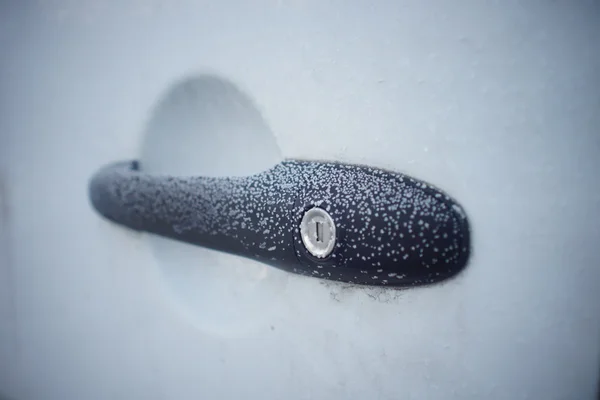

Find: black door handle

[89,159,470,287]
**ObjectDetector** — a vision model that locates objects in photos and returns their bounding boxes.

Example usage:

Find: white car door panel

[1,2,599,399]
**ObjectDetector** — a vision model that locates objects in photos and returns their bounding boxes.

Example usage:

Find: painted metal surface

[1,1,599,399]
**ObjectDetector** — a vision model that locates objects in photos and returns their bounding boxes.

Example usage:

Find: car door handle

[89,159,470,287]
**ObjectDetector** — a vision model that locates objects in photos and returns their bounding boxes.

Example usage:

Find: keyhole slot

[315,221,323,242]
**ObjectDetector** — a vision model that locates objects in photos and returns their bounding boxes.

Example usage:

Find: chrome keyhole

[300,207,336,258]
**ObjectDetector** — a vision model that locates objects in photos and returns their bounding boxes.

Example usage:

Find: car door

[1,2,599,399]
